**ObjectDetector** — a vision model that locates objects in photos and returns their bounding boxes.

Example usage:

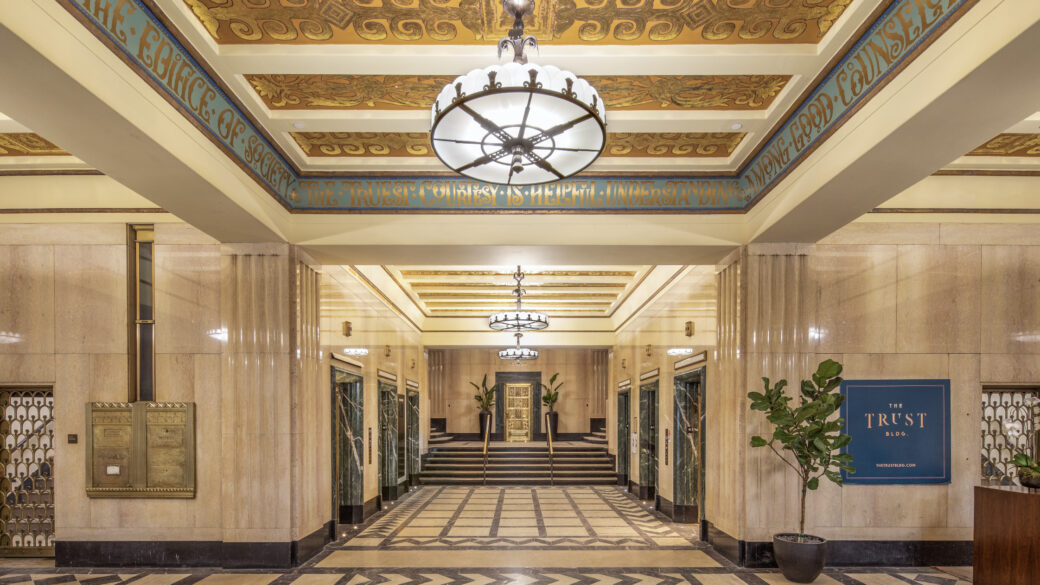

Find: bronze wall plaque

[86,402,195,498]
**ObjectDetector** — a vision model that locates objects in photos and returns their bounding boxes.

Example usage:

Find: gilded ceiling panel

[292,132,744,157]
[967,134,1040,157]
[184,0,853,45]
[248,74,789,111]
[0,133,67,157]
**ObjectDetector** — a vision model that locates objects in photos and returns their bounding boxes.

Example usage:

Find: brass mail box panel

[86,402,195,498]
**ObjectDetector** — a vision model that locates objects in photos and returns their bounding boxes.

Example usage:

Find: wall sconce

[645,344,652,357]
[684,320,694,337]
[342,321,352,337]
[384,345,391,357]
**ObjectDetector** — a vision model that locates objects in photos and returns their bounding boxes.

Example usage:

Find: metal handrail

[482,414,493,486]
[545,412,554,487]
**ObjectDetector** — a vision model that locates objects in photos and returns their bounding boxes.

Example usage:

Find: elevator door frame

[331,367,364,525]
[673,367,706,528]
[617,390,630,486]
[638,380,659,501]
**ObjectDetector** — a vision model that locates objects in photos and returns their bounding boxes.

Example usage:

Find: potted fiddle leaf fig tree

[541,372,563,440]
[747,359,855,584]
[471,374,497,441]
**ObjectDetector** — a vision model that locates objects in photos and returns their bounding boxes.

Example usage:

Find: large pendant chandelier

[430,0,606,185]
[489,265,549,331]
[499,332,538,362]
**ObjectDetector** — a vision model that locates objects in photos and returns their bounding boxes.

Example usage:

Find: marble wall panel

[0,245,54,355]
[980,245,1040,355]
[940,222,1040,246]
[817,222,941,246]
[442,348,596,434]
[0,224,124,246]
[53,245,125,355]
[154,243,221,356]
[379,383,398,490]
[895,245,981,354]
[811,245,898,355]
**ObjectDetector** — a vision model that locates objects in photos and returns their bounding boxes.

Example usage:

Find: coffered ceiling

[153,0,885,175]
[384,265,652,317]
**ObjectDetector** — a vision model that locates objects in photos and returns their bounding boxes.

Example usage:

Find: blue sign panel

[840,380,951,484]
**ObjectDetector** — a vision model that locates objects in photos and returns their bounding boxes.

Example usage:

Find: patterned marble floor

[0,486,972,585]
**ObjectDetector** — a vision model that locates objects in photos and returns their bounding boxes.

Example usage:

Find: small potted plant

[541,372,563,440]
[1011,394,1040,488]
[747,359,855,583]
[470,374,497,441]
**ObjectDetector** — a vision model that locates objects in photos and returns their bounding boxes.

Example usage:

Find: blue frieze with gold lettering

[840,379,952,484]
[64,0,973,212]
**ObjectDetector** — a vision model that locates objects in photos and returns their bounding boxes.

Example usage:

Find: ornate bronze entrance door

[0,388,54,557]
[504,383,532,442]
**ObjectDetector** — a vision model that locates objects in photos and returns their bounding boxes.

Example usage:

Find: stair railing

[482,414,492,486]
[544,412,554,487]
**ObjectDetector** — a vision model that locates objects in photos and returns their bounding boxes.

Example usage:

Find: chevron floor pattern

[0,487,970,585]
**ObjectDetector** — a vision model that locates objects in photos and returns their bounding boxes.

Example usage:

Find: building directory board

[840,380,951,484]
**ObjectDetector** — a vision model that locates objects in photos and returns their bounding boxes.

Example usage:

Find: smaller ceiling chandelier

[489,265,549,331]
[430,0,606,185]
[499,332,539,362]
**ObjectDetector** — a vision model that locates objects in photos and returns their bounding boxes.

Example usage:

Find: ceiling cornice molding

[49,0,979,214]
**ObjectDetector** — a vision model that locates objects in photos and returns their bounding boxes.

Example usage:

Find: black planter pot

[478,410,492,441]
[545,411,559,441]
[773,533,827,583]
[1021,474,1040,489]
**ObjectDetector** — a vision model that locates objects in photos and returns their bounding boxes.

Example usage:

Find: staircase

[419,444,616,485]
[429,430,454,445]
[584,429,606,446]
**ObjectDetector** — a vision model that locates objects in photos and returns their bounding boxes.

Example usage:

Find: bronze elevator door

[504,383,532,442]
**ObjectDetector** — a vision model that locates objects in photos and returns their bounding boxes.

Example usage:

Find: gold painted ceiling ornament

[0,133,68,157]
[431,0,605,185]
[184,0,854,45]
[291,132,430,156]
[605,132,745,157]
[967,133,1040,157]
[247,74,789,111]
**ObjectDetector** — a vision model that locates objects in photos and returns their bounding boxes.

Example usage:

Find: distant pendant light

[499,332,539,362]
[430,0,606,185]
[488,265,549,331]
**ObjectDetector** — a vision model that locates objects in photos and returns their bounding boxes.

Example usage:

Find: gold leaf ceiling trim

[967,134,1040,157]
[399,270,637,277]
[410,282,627,288]
[184,0,854,45]
[0,133,68,157]
[247,74,790,111]
[417,292,620,299]
[292,132,745,158]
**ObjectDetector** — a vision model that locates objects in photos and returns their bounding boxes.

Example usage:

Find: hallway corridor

[0,487,972,585]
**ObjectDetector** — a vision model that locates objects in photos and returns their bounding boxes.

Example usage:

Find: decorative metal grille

[1,389,54,556]
[981,389,1040,485]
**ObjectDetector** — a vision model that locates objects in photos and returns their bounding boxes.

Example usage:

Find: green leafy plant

[747,359,856,536]
[541,372,563,412]
[470,374,497,412]
[1013,453,1040,479]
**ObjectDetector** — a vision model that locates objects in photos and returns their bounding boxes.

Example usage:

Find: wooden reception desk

[974,485,1040,585]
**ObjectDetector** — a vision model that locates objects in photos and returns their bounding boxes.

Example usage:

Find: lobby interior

[2,0,1040,584]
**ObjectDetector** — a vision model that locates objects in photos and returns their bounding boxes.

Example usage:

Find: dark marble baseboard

[430,418,446,433]
[656,495,673,518]
[56,533,337,569]
[589,418,606,432]
[703,521,972,568]
[630,482,655,501]
[672,503,698,524]
[339,503,365,524]
[291,521,333,566]
[617,473,627,486]
[364,496,379,519]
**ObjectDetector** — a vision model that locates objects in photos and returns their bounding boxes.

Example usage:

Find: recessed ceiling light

[731,123,743,131]
[292,122,304,129]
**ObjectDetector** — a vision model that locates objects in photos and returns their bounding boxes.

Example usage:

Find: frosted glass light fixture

[430,0,605,185]
[488,265,549,332]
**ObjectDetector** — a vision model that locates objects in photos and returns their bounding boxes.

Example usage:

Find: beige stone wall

[0,223,332,545]
[738,222,1040,542]
[441,348,601,435]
